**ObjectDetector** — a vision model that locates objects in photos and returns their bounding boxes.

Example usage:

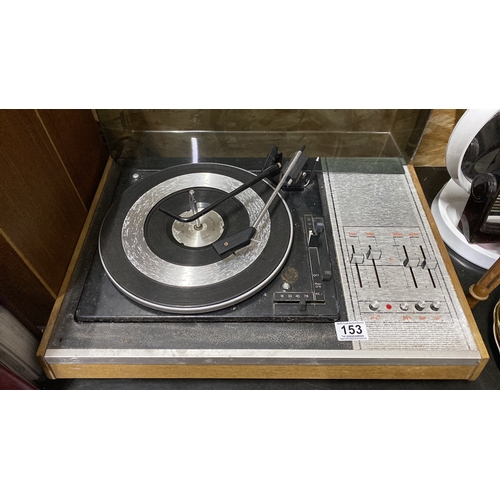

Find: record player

[37,137,488,380]
[76,146,344,323]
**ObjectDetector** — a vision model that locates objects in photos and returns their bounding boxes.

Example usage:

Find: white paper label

[335,321,368,341]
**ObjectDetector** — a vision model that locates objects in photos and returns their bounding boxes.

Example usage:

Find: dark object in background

[459,172,500,243]
[0,364,38,390]
[457,112,500,243]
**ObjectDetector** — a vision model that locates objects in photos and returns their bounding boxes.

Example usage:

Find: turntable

[84,146,341,320]
[37,142,488,380]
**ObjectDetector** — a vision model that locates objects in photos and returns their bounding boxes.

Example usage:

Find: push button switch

[415,301,426,311]
[430,301,441,311]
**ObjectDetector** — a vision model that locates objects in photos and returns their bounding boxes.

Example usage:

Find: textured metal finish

[45,347,480,365]
[322,160,479,354]
[121,172,271,287]
[172,208,224,247]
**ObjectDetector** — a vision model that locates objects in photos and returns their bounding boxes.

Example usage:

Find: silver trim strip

[45,348,481,366]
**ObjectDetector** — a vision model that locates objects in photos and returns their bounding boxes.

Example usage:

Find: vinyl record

[99,162,293,313]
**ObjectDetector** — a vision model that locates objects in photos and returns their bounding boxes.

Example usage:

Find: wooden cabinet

[0,110,108,326]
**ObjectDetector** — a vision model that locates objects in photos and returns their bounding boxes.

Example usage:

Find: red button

[386,304,392,310]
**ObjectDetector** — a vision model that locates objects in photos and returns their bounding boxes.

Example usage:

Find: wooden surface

[467,256,500,308]
[412,109,466,166]
[0,230,55,326]
[36,110,109,209]
[0,110,108,326]
[407,164,489,379]
[98,109,431,162]
[49,363,477,380]
[36,157,115,379]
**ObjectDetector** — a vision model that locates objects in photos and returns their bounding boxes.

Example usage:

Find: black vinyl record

[99,163,293,313]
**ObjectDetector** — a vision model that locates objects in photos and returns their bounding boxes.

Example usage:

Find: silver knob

[400,302,409,311]
[415,301,426,311]
[430,301,441,311]
[369,300,380,311]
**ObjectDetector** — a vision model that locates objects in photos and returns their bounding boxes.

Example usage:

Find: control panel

[322,160,479,354]
[344,226,449,323]
[273,215,328,309]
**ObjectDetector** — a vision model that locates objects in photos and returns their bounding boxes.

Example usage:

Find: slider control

[422,259,438,270]
[404,256,420,268]
[366,248,382,260]
[351,253,364,264]
[308,220,324,248]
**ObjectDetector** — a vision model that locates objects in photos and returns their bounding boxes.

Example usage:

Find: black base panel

[75,158,346,323]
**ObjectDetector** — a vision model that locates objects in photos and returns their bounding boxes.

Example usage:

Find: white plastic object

[431,109,500,269]
[431,178,500,269]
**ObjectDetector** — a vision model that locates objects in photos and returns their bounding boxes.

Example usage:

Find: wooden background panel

[0,109,108,326]
[116,109,398,132]
[120,130,395,159]
[390,109,432,160]
[36,110,109,209]
[413,109,466,166]
[0,110,88,292]
[0,230,55,326]
[97,109,431,162]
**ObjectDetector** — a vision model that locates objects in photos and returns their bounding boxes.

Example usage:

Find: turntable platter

[99,163,293,313]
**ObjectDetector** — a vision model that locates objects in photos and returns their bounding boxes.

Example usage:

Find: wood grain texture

[119,130,394,159]
[118,109,398,132]
[467,256,500,308]
[37,157,114,379]
[36,110,108,209]
[0,230,55,326]
[407,164,489,380]
[390,109,432,160]
[0,110,109,325]
[412,109,466,166]
[0,110,88,293]
[49,363,477,380]
[97,109,428,161]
